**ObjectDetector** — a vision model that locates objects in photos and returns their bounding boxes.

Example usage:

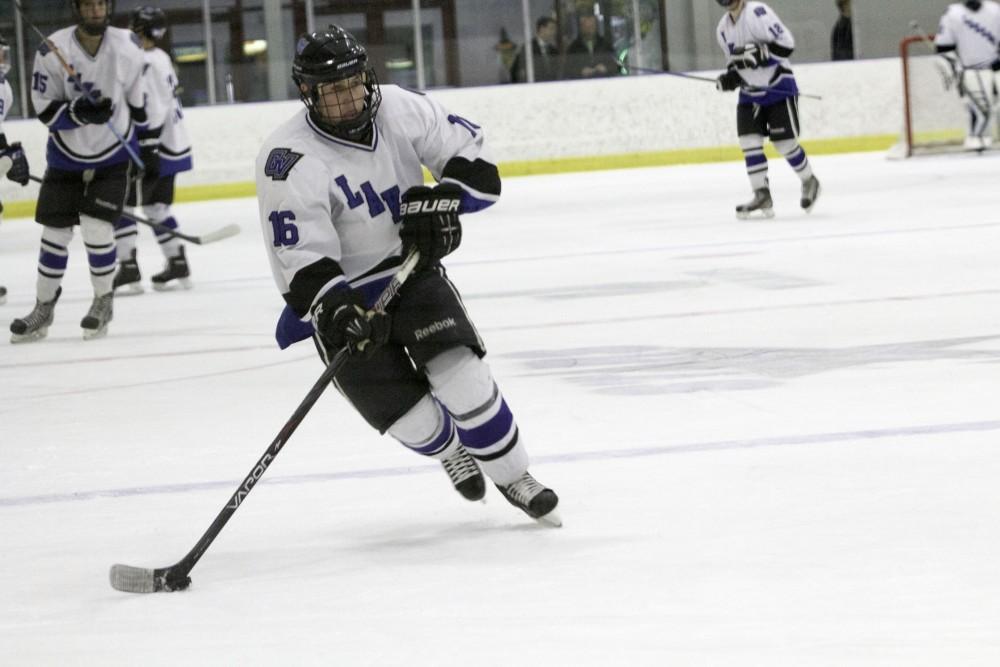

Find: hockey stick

[620,62,822,100]
[27,174,239,245]
[13,0,145,172]
[109,249,421,593]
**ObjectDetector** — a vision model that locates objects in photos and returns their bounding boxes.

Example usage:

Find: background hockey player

[714,0,820,219]
[935,0,1000,151]
[0,32,32,306]
[113,6,193,294]
[255,26,560,526]
[9,0,158,342]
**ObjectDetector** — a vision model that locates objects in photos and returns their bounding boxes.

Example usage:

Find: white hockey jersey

[0,77,11,131]
[256,84,499,348]
[31,25,152,170]
[716,1,798,104]
[936,1,1000,68]
[142,46,192,176]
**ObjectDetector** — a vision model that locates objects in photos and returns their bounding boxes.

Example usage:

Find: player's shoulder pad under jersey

[263,147,303,181]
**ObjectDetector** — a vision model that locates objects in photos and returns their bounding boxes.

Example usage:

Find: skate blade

[82,325,109,340]
[535,508,562,528]
[10,327,49,344]
[114,283,144,296]
[152,277,193,292]
[736,208,774,221]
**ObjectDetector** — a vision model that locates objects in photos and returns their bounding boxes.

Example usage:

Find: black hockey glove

[0,142,30,186]
[733,43,770,70]
[992,58,1000,72]
[68,95,113,126]
[138,137,160,180]
[312,288,391,359]
[399,183,463,271]
[716,68,742,92]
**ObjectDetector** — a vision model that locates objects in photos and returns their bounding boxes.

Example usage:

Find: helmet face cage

[72,0,114,36]
[291,27,382,141]
[0,36,9,77]
[130,6,168,41]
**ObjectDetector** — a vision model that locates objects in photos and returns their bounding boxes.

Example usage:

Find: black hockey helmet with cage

[130,6,168,41]
[0,33,10,77]
[71,0,114,36]
[965,0,982,10]
[291,25,382,142]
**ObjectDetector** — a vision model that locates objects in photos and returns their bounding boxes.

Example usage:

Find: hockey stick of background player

[13,0,145,172]
[620,62,823,100]
[27,173,239,244]
[108,249,421,593]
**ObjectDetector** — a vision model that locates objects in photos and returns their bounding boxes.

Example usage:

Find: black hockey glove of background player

[312,288,391,359]
[716,67,742,92]
[0,140,30,186]
[732,43,770,69]
[399,183,463,271]
[68,95,113,126]
[137,128,161,180]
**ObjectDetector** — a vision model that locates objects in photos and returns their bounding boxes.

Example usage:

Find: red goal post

[889,34,971,158]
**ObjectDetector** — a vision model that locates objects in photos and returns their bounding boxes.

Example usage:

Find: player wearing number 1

[254,26,560,526]
[714,0,820,219]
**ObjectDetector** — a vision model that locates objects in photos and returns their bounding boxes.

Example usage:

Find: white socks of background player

[34,217,116,303]
[773,138,814,183]
[740,134,814,189]
[114,203,182,261]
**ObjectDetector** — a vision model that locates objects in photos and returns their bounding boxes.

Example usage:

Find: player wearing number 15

[254,26,560,526]
[9,0,158,342]
[715,0,820,219]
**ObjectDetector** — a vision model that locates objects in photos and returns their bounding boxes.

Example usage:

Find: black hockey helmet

[71,0,113,37]
[291,25,382,142]
[0,33,10,77]
[130,6,168,41]
[715,0,740,7]
[965,0,982,10]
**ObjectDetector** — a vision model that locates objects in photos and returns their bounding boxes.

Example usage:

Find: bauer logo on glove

[402,197,461,216]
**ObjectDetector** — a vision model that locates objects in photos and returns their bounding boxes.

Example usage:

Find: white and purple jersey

[255,84,500,348]
[936,1,1000,69]
[143,46,192,176]
[0,77,11,133]
[31,25,150,171]
[716,1,798,105]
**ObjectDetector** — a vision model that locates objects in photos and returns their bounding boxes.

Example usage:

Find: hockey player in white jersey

[0,33,32,305]
[714,0,820,219]
[255,26,560,526]
[9,0,158,342]
[935,0,1000,151]
[113,6,194,294]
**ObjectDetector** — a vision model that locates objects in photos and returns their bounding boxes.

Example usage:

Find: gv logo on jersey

[402,199,461,215]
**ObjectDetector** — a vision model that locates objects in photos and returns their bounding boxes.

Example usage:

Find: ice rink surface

[1,151,998,665]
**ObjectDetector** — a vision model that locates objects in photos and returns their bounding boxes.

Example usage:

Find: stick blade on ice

[109,564,158,593]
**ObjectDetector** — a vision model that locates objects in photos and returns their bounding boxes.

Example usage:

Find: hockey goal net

[889,35,982,158]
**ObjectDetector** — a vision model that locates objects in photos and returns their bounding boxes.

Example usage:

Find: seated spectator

[564,14,619,79]
[511,16,560,83]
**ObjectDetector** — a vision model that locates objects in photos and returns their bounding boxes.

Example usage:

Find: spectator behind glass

[511,16,560,83]
[564,14,619,79]
[831,0,854,61]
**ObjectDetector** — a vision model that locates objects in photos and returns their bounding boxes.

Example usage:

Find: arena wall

[0,56,904,219]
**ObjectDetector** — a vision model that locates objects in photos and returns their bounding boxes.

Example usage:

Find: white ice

[1,151,999,665]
